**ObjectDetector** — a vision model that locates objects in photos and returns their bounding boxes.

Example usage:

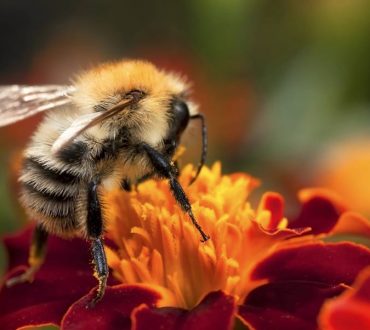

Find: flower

[319,267,370,330]
[1,163,370,330]
[104,162,264,309]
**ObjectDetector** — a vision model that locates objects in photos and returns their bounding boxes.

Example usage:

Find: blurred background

[1,0,370,259]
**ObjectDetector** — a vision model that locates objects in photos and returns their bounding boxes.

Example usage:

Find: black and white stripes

[19,156,80,234]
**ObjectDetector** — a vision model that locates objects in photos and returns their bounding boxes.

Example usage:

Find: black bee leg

[173,160,180,178]
[86,179,109,308]
[6,224,48,287]
[88,238,108,308]
[141,143,210,242]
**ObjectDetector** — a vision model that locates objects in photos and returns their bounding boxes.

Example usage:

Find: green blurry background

[1,0,370,273]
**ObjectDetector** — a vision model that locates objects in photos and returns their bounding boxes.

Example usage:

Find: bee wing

[51,112,104,154]
[0,85,75,127]
[51,97,138,155]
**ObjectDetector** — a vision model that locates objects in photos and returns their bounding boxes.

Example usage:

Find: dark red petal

[319,267,370,330]
[133,306,186,330]
[4,225,38,270]
[258,192,285,230]
[238,281,346,330]
[132,291,236,330]
[290,189,345,235]
[251,242,370,286]
[0,226,117,330]
[61,284,161,330]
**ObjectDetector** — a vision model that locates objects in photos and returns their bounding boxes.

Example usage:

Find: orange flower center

[104,163,289,309]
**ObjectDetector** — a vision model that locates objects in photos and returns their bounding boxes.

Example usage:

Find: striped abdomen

[19,156,84,236]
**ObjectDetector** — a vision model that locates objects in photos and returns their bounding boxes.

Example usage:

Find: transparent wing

[51,96,140,155]
[0,85,76,127]
[51,112,103,154]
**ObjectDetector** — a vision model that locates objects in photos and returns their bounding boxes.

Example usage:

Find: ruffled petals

[238,281,346,330]
[132,291,236,330]
[61,285,162,330]
[319,267,370,330]
[251,242,370,285]
[290,188,346,235]
[2,164,370,330]
[0,226,117,330]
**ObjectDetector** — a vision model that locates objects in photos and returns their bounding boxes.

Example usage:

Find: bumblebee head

[72,59,197,148]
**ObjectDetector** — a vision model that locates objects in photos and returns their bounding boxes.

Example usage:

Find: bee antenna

[188,113,207,185]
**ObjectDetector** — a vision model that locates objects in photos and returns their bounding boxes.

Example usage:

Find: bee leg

[88,238,108,308]
[6,224,48,287]
[86,179,109,308]
[173,160,180,178]
[140,143,210,242]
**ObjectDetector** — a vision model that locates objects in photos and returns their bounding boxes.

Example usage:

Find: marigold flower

[1,163,370,330]
[104,162,264,309]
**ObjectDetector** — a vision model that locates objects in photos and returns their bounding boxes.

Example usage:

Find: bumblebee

[0,60,208,306]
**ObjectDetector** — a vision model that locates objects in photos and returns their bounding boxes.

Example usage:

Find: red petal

[319,267,370,330]
[238,281,345,330]
[4,225,38,270]
[257,192,285,230]
[61,284,161,330]
[132,291,236,330]
[0,226,116,330]
[251,242,370,286]
[290,189,346,235]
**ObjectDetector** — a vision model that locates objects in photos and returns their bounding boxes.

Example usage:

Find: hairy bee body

[18,60,195,237]
[19,112,132,238]
[3,59,208,305]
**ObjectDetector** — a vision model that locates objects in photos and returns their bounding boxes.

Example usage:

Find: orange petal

[319,267,370,330]
[257,192,285,230]
[331,211,370,237]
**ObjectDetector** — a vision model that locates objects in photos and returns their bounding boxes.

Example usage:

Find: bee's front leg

[140,143,210,242]
[86,178,108,308]
[6,224,48,287]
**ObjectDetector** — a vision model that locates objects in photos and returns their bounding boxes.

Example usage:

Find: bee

[0,59,209,306]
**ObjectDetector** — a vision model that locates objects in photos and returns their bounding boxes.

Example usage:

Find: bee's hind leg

[6,224,48,287]
[86,178,109,308]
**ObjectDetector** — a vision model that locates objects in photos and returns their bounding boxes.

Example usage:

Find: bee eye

[170,99,190,135]
[125,89,145,101]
